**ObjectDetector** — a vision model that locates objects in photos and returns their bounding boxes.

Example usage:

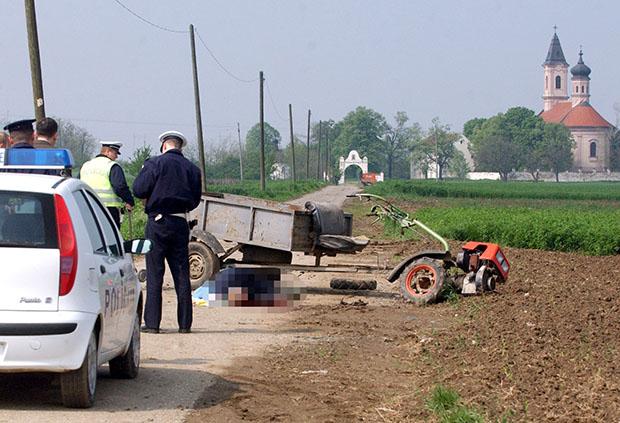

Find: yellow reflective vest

[80,156,123,207]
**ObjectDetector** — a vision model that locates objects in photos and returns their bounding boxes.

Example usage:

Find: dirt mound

[188,244,620,422]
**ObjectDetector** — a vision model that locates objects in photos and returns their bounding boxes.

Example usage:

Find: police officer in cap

[3,119,36,149]
[133,130,202,334]
[80,141,134,229]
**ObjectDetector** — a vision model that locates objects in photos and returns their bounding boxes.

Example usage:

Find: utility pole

[237,122,244,181]
[189,24,207,191]
[259,71,265,190]
[306,109,311,179]
[24,0,45,120]
[317,120,322,179]
[289,104,296,181]
[325,125,330,182]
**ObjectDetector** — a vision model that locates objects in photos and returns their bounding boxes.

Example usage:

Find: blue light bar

[0,149,74,169]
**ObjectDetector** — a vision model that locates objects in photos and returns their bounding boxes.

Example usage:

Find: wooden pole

[24,0,45,120]
[306,109,311,180]
[289,104,296,181]
[259,71,265,190]
[237,122,244,181]
[317,120,322,179]
[189,24,207,191]
[325,125,330,182]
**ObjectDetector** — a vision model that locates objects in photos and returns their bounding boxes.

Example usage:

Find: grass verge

[426,385,484,423]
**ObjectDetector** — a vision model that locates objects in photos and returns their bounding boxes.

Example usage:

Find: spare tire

[330,278,377,290]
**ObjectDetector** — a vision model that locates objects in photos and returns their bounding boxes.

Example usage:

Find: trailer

[186,192,369,288]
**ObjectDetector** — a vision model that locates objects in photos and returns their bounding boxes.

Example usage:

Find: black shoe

[178,328,191,334]
[141,326,160,334]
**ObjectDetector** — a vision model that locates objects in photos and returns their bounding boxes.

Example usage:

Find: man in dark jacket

[133,130,202,334]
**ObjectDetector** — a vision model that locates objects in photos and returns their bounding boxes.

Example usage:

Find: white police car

[0,149,150,408]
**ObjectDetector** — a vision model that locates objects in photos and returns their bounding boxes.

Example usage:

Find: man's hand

[125,203,134,212]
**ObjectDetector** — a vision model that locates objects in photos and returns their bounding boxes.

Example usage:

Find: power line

[194,28,258,84]
[264,80,288,122]
[112,0,188,34]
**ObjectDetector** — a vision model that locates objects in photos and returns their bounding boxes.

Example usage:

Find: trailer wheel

[189,241,220,289]
[399,258,445,305]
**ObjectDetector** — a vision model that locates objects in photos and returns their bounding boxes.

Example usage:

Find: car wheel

[189,241,220,289]
[109,312,141,379]
[60,331,98,408]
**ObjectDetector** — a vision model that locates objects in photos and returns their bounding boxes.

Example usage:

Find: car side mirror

[124,239,152,255]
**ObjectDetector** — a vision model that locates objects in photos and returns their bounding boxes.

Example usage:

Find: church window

[581,85,584,93]
[589,141,597,158]
[575,85,578,93]
[545,76,548,89]
[555,76,561,89]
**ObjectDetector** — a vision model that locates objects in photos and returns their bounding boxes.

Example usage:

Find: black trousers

[107,207,121,230]
[144,216,192,330]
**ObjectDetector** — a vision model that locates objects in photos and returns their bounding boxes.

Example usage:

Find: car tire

[60,331,98,408]
[330,278,377,290]
[189,241,220,290]
[109,313,141,379]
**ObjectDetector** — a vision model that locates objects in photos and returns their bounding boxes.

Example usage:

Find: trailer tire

[189,241,220,289]
[330,278,377,290]
[399,258,444,306]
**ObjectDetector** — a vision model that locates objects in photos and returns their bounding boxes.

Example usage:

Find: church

[539,31,614,171]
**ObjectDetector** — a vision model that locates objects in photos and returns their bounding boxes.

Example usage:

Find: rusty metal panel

[251,209,295,250]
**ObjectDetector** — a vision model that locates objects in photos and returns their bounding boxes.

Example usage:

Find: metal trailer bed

[186,192,367,287]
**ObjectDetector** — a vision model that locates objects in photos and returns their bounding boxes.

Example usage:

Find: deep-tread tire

[109,313,140,379]
[189,241,220,289]
[60,331,98,408]
[330,278,377,290]
[399,258,445,306]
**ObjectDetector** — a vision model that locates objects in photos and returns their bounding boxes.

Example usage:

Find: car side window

[73,191,107,255]
[84,191,124,257]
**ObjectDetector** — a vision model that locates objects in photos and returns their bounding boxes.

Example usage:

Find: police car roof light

[0,148,74,169]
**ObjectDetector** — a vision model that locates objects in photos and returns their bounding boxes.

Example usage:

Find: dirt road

[0,184,361,423]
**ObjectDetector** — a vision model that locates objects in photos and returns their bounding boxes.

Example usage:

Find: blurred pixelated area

[192,267,305,309]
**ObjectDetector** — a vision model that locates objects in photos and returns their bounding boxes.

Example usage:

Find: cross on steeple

[553,25,557,33]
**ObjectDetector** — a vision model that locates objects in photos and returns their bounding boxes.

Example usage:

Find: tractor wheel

[188,241,220,290]
[399,258,445,305]
[330,278,377,290]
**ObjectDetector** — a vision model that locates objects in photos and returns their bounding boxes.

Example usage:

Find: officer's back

[133,144,201,217]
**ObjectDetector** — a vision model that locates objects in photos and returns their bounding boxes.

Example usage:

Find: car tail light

[54,194,78,296]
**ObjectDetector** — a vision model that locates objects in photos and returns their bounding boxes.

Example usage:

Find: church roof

[570,50,591,79]
[540,101,613,128]
[543,33,568,66]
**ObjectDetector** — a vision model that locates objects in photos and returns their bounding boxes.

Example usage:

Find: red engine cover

[461,242,510,280]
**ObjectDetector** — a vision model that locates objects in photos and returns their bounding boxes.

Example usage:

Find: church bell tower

[542,29,569,111]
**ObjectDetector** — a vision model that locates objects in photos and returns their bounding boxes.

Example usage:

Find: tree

[56,119,97,169]
[119,145,153,185]
[475,135,522,181]
[244,122,281,180]
[382,111,421,179]
[463,117,486,139]
[447,150,470,179]
[539,123,575,182]
[411,118,459,180]
[332,106,387,173]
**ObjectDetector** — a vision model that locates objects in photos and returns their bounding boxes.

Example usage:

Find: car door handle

[100,265,106,274]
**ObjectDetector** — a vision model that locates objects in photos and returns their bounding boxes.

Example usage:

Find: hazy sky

[2,0,619,154]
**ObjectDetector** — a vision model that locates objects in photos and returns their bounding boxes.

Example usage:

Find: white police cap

[158,130,187,147]
[100,141,123,154]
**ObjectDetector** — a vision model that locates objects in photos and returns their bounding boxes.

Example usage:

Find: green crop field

[121,180,325,240]
[366,179,620,201]
[362,180,620,256]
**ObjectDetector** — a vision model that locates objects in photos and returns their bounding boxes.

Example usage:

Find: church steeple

[570,48,591,106]
[542,28,569,111]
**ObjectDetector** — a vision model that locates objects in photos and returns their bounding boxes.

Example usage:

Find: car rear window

[0,191,57,248]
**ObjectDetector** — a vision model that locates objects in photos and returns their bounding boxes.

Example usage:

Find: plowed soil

[187,203,620,422]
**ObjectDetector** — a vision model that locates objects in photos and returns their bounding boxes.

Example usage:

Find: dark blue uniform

[133,149,202,331]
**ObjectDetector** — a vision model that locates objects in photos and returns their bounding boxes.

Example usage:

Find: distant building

[270,163,290,180]
[539,31,614,171]
[410,135,474,179]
